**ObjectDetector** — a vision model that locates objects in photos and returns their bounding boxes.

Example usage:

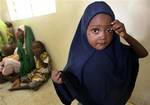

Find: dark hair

[5,22,13,28]
[32,40,46,52]
[2,44,16,56]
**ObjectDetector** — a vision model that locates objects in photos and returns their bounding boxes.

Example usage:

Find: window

[6,0,56,21]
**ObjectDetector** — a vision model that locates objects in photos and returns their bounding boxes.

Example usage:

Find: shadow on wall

[129,18,150,105]
[124,0,150,105]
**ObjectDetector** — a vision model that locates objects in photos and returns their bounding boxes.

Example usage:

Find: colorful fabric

[30,52,49,81]
[23,51,49,82]
[0,56,20,76]
[35,52,49,69]
[0,19,8,50]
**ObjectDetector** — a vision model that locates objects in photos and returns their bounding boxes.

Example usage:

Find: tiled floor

[0,79,134,105]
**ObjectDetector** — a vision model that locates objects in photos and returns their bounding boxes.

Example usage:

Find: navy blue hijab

[54,1,139,105]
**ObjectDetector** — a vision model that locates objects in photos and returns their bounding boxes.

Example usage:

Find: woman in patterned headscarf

[51,1,148,105]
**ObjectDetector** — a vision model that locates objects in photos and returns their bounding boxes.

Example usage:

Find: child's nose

[99,31,106,39]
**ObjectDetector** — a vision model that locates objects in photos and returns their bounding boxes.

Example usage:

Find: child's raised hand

[51,70,63,84]
[111,20,127,38]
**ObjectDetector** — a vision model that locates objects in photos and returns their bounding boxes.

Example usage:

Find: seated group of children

[0,25,52,91]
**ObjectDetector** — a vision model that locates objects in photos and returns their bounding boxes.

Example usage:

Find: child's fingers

[57,71,62,78]
[111,19,126,37]
[115,27,124,33]
[111,20,123,30]
[52,71,59,79]
[51,70,63,84]
[54,71,61,78]
[58,77,63,84]
[111,19,119,25]
[112,25,120,31]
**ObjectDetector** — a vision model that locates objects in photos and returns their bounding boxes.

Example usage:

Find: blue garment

[54,2,139,105]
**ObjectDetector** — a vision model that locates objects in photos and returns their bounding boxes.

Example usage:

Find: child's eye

[106,28,113,33]
[92,28,99,34]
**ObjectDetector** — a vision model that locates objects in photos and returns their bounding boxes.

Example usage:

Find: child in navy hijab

[52,1,148,105]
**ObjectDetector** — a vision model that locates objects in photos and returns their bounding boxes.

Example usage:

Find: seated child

[0,44,19,76]
[0,44,19,83]
[9,41,52,91]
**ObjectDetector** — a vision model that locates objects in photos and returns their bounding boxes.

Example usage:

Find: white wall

[0,0,2,18]
[107,0,150,104]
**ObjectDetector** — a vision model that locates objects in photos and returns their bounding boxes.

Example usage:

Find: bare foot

[9,78,21,90]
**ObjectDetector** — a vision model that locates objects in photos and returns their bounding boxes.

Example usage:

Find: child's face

[2,44,16,56]
[32,43,43,56]
[87,14,113,50]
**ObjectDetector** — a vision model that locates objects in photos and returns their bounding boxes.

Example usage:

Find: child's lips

[97,40,106,44]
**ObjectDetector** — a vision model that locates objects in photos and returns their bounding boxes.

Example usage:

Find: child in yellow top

[9,41,52,91]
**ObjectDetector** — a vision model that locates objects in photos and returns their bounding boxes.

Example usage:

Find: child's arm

[123,34,148,58]
[111,20,148,58]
